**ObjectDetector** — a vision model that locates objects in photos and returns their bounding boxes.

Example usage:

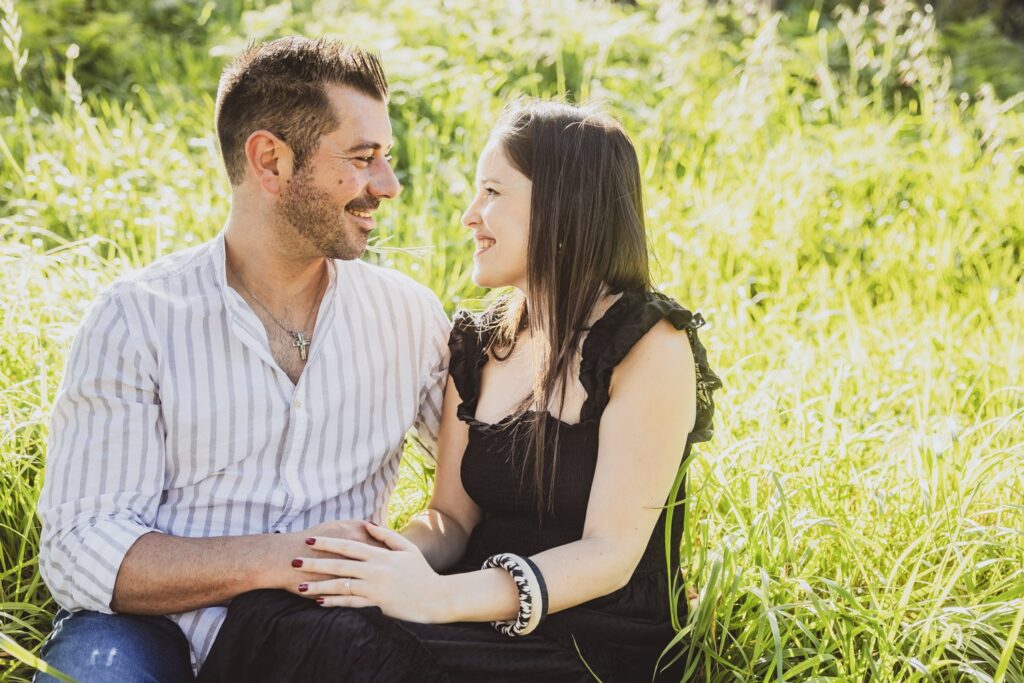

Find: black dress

[197,289,720,683]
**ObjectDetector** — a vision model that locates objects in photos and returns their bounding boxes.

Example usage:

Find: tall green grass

[2,0,1022,680]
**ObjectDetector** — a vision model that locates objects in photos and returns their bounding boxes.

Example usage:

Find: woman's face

[462,138,532,291]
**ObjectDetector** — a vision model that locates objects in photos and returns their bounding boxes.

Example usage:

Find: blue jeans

[34,609,194,683]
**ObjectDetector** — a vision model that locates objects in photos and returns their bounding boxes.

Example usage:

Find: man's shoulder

[339,258,444,308]
[119,239,217,286]
[101,239,219,301]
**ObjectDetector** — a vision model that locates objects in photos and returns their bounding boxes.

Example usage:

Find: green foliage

[942,15,1024,99]
[0,0,222,105]
[773,0,1024,98]
[2,0,1023,680]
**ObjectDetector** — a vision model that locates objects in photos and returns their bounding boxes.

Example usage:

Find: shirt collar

[212,230,339,317]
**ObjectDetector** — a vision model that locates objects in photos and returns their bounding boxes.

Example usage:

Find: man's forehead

[324,84,393,146]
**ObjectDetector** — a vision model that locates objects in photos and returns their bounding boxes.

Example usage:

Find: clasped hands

[289,520,448,623]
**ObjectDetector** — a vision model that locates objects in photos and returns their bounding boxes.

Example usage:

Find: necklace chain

[226,256,326,361]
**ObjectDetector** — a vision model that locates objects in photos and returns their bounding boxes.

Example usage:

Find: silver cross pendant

[292,331,311,361]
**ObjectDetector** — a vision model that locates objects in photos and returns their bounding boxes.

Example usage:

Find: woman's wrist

[430,568,521,624]
[432,573,461,623]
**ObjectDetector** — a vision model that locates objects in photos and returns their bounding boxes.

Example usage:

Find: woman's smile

[474,235,496,256]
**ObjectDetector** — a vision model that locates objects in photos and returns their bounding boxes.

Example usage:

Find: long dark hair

[487,100,651,516]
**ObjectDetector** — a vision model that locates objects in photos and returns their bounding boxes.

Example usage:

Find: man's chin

[322,239,367,261]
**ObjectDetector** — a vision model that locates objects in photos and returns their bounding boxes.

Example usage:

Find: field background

[1,0,1023,681]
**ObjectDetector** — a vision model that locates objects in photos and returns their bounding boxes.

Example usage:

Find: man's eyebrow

[343,140,394,154]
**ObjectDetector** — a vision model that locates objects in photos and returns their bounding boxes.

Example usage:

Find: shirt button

[294,400,302,410]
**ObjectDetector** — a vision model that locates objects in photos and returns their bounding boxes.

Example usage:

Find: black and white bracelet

[520,555,549,624]
[482,553,548,636]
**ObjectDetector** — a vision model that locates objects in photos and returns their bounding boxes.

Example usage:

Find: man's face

[275,84,400,260]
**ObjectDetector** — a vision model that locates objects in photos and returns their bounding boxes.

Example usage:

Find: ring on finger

[344,577,352,596]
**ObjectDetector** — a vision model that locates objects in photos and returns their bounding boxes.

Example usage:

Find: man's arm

[37,287,168,614]
[111,531,300,614]
[111,521,375,614]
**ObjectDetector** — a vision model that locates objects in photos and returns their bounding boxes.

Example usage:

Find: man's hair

[215,37,389,185]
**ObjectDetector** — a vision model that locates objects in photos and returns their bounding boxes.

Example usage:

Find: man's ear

[245,130,294,194]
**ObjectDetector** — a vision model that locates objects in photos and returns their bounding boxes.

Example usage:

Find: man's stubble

[275,168,367,261]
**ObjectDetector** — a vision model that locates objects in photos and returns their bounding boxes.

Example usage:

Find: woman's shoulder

[619,289,701,329]
[447,306,502,407]
[583,289,699,362]
[449,306,500,353]
[580,289,722,441]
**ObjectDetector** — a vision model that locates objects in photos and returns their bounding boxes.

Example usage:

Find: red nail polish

[291,559,303,568]
[298,583,308,593]
[305,537,316,545]
[316,597,325,605]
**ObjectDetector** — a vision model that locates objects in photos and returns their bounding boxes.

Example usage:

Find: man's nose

[370,162,401,199]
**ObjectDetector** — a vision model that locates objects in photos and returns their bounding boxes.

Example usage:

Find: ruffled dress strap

[578,289,722,442]
[447,309,491,424]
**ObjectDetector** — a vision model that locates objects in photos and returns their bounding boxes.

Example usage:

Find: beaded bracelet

[481,553,547,637]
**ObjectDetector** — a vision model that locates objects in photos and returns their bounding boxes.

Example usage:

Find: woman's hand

[292,521,450,623]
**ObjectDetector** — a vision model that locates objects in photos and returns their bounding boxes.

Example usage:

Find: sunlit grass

[2,0,1023,681]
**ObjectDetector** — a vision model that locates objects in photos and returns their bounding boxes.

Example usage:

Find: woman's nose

[462,194,481,230]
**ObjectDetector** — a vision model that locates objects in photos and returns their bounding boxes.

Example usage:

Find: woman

[198,100,720,682]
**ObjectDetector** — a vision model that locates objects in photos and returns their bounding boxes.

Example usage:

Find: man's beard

[275,170,368,261]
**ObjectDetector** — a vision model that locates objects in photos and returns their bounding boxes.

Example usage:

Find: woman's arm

[400,375,482,572]
[437,318,697,620]
[298,319,697,623]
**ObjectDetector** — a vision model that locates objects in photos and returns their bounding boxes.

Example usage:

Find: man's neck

[223,224,327,311]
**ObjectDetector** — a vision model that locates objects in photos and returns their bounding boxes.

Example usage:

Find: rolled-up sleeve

[413,294,451,460]
[37,286,165,613]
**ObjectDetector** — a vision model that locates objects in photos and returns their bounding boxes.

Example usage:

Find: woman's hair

[487,99,651,516]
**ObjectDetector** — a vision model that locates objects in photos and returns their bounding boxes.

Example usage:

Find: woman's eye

[484,187,498,196]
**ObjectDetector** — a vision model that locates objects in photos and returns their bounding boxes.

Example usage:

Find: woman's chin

[471,270,501,289]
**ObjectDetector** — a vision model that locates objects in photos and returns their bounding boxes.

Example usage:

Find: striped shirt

[37,232,450,669]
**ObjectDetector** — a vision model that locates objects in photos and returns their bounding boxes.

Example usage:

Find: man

[35,37,450,681]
